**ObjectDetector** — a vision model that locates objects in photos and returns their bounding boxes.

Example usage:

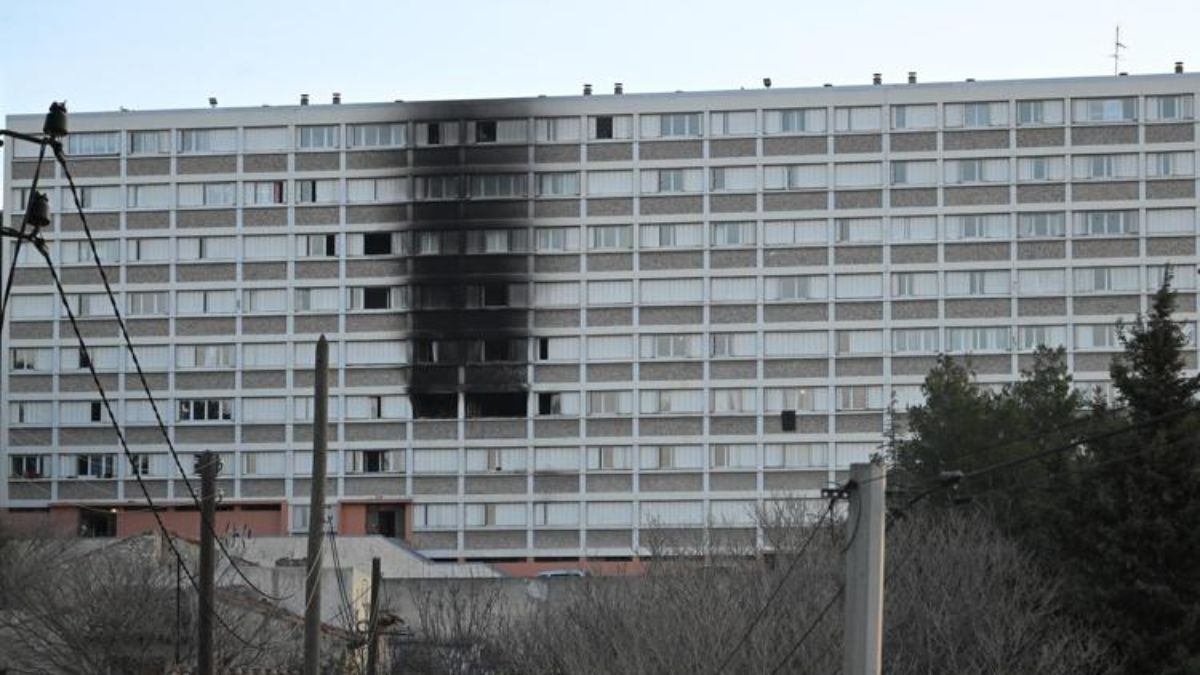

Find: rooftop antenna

[1110,25,1127,76]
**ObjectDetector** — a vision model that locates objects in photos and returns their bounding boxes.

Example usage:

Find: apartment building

[2,71,1197,565]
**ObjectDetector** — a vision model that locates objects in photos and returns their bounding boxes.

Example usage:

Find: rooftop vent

[1175,61,1184,73]
[872,73,882,85]
[583,83,592,96]
[614,82,623,95]
[823,83,832,88]
[300,94,309,106]
[907,71,917,84]
[1118,72,1128,77]
[965,78,975,82]
[763,77,772,88]
[332,92,341,104]
[208,97,217,108]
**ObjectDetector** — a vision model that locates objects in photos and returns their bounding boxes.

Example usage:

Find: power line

[711,498,838,675]
[767,585,845,675]
[50,142,286,603]
[29,238,262,650]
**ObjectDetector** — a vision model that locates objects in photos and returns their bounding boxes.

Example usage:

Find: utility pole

[366,556,382,675]
[197,451,219,675]
[303,335,330,675]
[843,461,886,675]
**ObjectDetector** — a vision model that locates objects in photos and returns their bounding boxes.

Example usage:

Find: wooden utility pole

[303,335,330,675]
[197,451,219,675]
[366,556,382,675]
[843,461,886,675]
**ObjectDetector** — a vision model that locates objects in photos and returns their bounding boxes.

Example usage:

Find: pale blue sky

[2,0,1197,117]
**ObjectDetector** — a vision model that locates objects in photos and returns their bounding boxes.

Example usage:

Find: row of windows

[5,263,1189,320]
[27,94,1194,159]
[22,152,1194,210]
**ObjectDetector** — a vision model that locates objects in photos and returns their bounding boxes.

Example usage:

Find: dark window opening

[367,504,405,538]
[363,287,391,310]
[90,402,103,422]
[781,410,797,432]
[483,339,515,362]
[466,392,527,418]
[427,124,441,145]
[80,510,116,538]
[412,394,457,419]
[476,121,498,143]
[415,340,460,364]
[324,233,337,256]
[538,393,561,415]
[363,232,393,256]
[595,116,615,140]
[538,338,550,360]
[482,283,509,307]
[362,450,386,473]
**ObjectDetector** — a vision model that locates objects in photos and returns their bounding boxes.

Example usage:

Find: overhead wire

[50,140,287,602]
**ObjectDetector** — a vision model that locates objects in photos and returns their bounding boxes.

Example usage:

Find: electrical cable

[711,498,838,675]
[50,142,286,602]
[766,585,845,675]
[31,239,262,650]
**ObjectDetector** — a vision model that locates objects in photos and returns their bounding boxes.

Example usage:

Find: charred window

[363,232,393,255]
[476,121,498,143]
[363,287,391,310]
[466,393,527,418]
[595,116,615,140]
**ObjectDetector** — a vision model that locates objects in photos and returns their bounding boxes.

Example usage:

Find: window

[1017,156,1065,182]
[890,161,937,186]
[892,328,939,353]
[1074,211,1138,236]
[470,174,527,198]
[465,503,526,528]
[534,282,580,307]
[347,450,401,474]
[414,504,458,529]
[536,337,579,361]
[640,334,702,360]
[1073,98,1137,123]
[640,222,703,249]
[1018,212,1066,238]
[62,239,120,265]
[711,277,756,302]
[71,454,115,479]
[1019,325,1067,350]
[1147,265,1197,291]
[243,127,289,152]
[587,281,633,305]
[244,343,287,368]
[837,330,883,354]
[176,290,236,314]
[243,452,287,476]
[764,219,828,246]
[11,295,54,319]
[129,130,170,155]
[892,272,937,298]
[834,163,882,187]
[711,111,757,136]
[66,132,120,156]
[944,158,1008,184]
[295,287,341,312]
[298,125,339,149]
[834,107,882,132]
[712,221,755,247]
[534,447,579,472]
[178,129,236,153]
[711,167,757,192]
[534,503,580,527]
[945,270,1010,296]
[1016,100,1065,125]
[836,218,882,243]
[418,121,459,146]
[890,217,937,242]
[296,179,339,204]
[349,123,406,147]
[177,236,237,261]
[466,448,527,473]
[127,291,168,316]
[10,455,47,479]
[764,164,827,190]
[535,227,581,252]
[588,390,634,415]
[891,105,937,130]
[764,108,826,134]
[1146,209,1196,235]
[536,172,581,197]
[588,224,632,250]
[588,502,633,526]
[640,445,704,470]
[347,178,407,203]
[241,398,287,423]
[78,186,122,210]
[127,184,170,209]
[1017,269,1066,295]
[589,115,632,140]
[765,275,827,301]
[178,183,236,207]
[11,348,51,372]
[298,234,338,257]
[835,274,883,299]
[641,168,703,194]
[535,117,582,142]
[1075,324,1121,350]
[836,386,884,411]
[711,332,756,358]
[588,336,634,360]
[177,399,232,422]
[945,214,1009,240]
[1074,267,1139,293]
[587,446,632,470]
[945,102,1008,128]
[1072,154,1137,180]
[587,170,634,195]
[243,289,287,313]
[471,119,526,143]
[1146,94,1194,121]
[765,443,828,469]
[1147,152,1195,178]
[128,238,170,262]
[764,331,826,357]
[947,327,1012,352]
[244,235,290,260]
[641,113,702,138]
[349,286,404,311]
[639,389,704,415]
